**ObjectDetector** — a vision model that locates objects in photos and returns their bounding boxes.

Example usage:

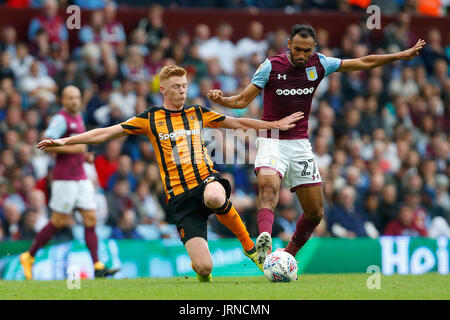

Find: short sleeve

[120,111,150,135]
[318,53,342,77]
[44,114,67,139]
[251,58,272,88]
[200,106,226,128]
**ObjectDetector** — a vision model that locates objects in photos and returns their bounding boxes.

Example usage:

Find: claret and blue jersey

[251,52,342,140]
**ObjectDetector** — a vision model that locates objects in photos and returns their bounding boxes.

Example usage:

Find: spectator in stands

[0,51,14,83]
[102,2,127,58]
[272,203,298,242]
[421,28,448,74]
[2,200,23,240]
[266,27,288,56]
[381,13,414,52]
[1,105,26,135]
[235,21,268,64]
[199,21,236,75]
[429,58,449,91]
[360,96,383,137]
[132,179,165,225]
[222,171,254,214]
[54,59,91,95]
[120,45,151,83]
[106,177,138,227]
[0,26,17,56]
[168,42,186,67]
[402,187,429,234]
[94,139,122,190]
[107,154,137,192]
[205,58,237,95]
[10,43,35,84]
[327,185,379,238]
[362,191,381,231]
[94,78,136,126]
[184,42,208,83]
[3,130,22,152]
[143,163,166,203]
[111,208,142,239]
[19,209,41,240]
[0,90,7,121]
[313,135,332,171]
[193,23,210,46]
[384,204,427,236]
[28,0,69,60]
[388,65,420,99]
[377,184,399,232]
[79,9,106,45]
[26,189,49,228]
[19,60,57,106]
[344,165,367,204]
[17,145,37,179]
[323,73,345,115]
[435,174,450,221]
[129,28,150,57]
[137,3,170,51]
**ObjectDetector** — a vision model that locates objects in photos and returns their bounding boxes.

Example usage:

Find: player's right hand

[207,89,224,103]
[277,111,304,130]
[36,138,66,150]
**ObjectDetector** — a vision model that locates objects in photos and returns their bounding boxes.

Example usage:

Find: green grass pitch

[0,273,449,300]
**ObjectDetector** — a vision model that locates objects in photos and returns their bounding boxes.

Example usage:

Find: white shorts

[254,137,322,192]
[49,180,97,214]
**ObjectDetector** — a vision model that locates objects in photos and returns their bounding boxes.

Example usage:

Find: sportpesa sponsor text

[159,128,201,141]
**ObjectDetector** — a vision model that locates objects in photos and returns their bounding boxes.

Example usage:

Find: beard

[288,53,307,67]
[294,60,307,67]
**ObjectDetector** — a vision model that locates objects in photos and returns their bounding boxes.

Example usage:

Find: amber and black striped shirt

[120,105,226,200]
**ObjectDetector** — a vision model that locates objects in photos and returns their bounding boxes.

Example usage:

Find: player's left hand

[276,111,304,130]
[36,138,66,150]
[399,39,426,60]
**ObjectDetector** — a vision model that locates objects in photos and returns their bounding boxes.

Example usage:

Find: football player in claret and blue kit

[208,24,426,264]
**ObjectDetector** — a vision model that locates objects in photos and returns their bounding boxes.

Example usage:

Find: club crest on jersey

[306,67,318,81]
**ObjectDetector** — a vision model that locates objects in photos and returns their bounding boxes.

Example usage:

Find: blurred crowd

[0,0,449,243]
[3,0,450,17]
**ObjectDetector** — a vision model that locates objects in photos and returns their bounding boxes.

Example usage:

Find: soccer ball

[263,250,298,283]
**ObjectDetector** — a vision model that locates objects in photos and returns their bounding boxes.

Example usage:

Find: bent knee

[193,261,213,276]
[203,183,226,209]
[205,196,226,210]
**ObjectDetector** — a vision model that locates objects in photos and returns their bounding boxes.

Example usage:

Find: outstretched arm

[219,112,304,131]
[36,124,128,150]
[44,144,88,154]
[207,83,262,109]
[338,39,426,72]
